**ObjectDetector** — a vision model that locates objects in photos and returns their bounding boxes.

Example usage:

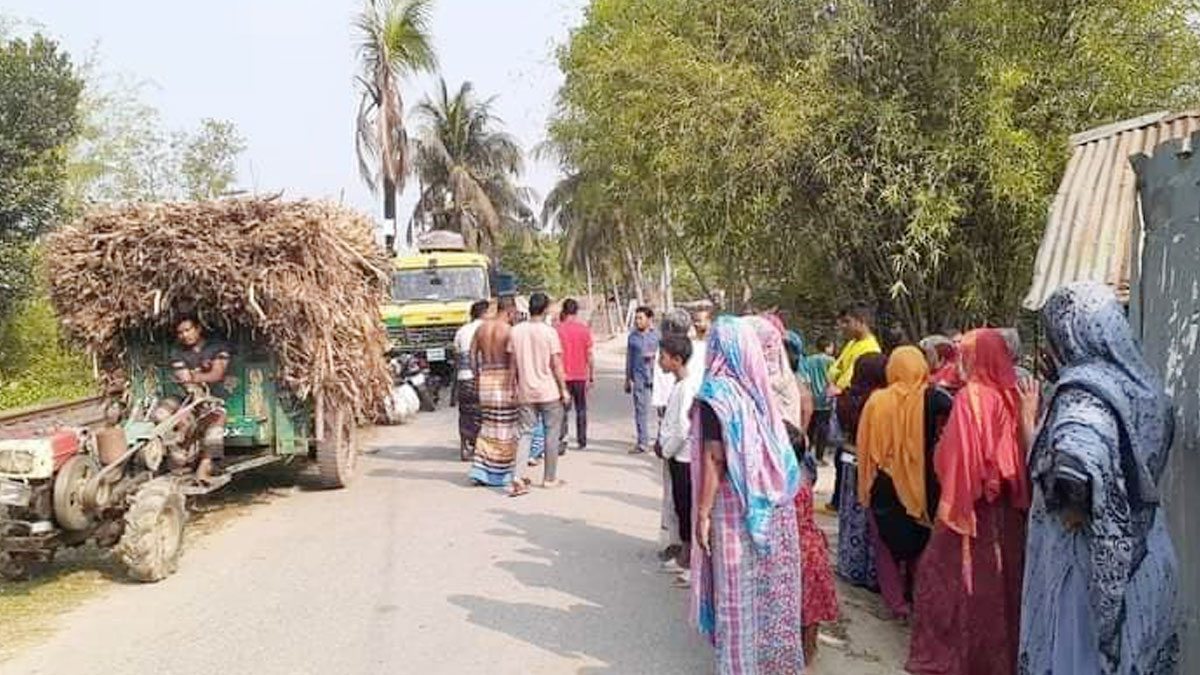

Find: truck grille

[388,325,459,350]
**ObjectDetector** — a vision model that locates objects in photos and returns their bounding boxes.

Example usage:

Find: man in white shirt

[454,300,492,461]
[655,333,699,585]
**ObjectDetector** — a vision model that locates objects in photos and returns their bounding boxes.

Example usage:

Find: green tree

[353,0,437,230]
[551,0,1200,334]
[0,33,82,320]
[176,118,246,199]
[412,79,529,252]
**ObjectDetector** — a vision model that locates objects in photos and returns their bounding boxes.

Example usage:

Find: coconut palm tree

[353,0,437,229]
[411,79,529,253]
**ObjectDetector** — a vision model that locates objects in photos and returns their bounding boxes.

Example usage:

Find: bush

[0,291,95,410]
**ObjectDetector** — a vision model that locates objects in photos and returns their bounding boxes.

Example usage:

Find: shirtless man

[467,298,528,493]
[472,298,516,379]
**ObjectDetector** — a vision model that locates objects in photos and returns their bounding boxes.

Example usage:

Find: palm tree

[411,79,528,253]
[353,0,437,231]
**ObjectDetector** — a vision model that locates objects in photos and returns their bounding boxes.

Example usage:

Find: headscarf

[921,335,963,392]
[1037,282,1170,506]
[695,316,800,551]
[856,346,931,521]
[836,352,888,440]
[748,315,803,430]
[934,328,1029,538]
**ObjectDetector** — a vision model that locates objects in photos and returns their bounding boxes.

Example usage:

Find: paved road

[2,345,905,675]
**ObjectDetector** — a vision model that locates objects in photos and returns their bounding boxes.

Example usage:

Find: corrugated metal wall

[1130,131,1200,672]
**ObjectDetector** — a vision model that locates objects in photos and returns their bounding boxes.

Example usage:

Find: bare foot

[541,479,567,489]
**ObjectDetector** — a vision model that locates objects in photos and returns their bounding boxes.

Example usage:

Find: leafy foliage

[67,69,246,203]
[550,0,1200,336]
[498,231,575,296]
[354,0,438,221]
[0,33,82,319]
[0,284,94,410]
[412,79,532,253]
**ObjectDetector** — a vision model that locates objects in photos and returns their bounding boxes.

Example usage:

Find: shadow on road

[580,490,661,513]
[449,509,709,675]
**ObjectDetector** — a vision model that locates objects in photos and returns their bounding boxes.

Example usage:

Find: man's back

[510,320,562,404]
[475,318,512,367]
[557,319,593,383]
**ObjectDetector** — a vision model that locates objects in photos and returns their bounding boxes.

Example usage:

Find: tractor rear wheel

[117,479,186,582]
[316,404,358,489]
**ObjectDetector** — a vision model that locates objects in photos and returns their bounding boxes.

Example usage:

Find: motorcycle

[381,354,435,424]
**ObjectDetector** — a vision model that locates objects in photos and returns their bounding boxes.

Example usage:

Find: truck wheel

[117,479,186,582]
[316,405,358,489]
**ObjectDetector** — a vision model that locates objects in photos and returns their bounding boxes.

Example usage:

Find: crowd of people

[450,282,1181,675]
[626,282,1180,675]
[457,293,593,497]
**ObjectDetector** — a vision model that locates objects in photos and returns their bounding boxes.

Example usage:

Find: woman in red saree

[906,329,1030,675]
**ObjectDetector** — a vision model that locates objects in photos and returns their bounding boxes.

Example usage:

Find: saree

[690,317,804,675]
[468,367,519,486]
[1020,282,1178,675]
[907,329,1029,675]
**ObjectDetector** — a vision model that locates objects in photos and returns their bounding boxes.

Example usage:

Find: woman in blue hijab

[1020,281,1179,674]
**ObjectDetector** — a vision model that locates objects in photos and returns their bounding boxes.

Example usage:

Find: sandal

[508,485,530,498]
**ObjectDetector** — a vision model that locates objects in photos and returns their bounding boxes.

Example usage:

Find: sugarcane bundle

[44,198,391,419]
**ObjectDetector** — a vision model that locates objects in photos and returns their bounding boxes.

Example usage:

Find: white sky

[4,0,586,229]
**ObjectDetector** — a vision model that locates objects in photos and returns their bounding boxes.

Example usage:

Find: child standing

[654,334,700,587]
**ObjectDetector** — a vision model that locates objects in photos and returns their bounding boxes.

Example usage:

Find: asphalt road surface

[2,343,905,675]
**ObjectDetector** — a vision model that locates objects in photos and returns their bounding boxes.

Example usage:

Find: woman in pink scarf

[691,316,804,674]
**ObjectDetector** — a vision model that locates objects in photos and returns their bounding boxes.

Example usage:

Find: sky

[4,0,587,230]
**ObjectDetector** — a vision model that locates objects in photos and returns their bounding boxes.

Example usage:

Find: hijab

[1038,281,1171,505]
[837,352,888,440]
[696,316,801,551]
[749,315,803,430]
[857,346,931,521]
[934,328,1029,538]
[921,335,964,392]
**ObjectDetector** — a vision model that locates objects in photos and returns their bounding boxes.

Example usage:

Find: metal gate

[1130,130,1200,671]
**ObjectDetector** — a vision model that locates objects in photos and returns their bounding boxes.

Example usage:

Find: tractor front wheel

[117,479,186,582]
[316,405,358,489]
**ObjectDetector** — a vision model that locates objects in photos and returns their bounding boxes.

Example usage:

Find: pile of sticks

[45,199,391,418]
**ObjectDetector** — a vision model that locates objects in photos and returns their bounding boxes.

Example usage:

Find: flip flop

[508,485,530,498]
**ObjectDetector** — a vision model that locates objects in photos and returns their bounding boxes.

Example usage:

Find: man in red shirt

[556,298,594,451]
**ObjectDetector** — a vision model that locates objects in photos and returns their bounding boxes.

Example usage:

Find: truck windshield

[392,267,488,303]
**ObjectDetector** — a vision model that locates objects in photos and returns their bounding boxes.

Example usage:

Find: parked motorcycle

[381,354,436,425]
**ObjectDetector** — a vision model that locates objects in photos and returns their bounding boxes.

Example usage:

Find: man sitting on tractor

[169,316,231,482]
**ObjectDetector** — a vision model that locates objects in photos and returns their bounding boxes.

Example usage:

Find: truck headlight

[0,449,35,475]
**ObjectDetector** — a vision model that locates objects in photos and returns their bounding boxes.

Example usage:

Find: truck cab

[382,232,497,392]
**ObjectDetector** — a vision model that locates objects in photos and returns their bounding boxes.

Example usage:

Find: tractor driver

[170,316,231,482]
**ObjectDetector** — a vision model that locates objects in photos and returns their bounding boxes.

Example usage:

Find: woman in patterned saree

[690,316,804,674]
[1020,282,1178,675]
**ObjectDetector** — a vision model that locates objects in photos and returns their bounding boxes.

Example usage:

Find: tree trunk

[663,250,674,310]
[585,255,596,318]
[384,176,396,221]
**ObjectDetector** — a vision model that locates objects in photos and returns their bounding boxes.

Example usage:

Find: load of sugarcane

[44,198,391,419]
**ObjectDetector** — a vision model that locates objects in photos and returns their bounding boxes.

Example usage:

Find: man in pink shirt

[509,292,571,493]
[556,298,594,451]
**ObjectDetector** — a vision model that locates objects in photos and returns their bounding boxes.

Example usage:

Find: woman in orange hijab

[856,346,954,619]
[906,329,1031,675]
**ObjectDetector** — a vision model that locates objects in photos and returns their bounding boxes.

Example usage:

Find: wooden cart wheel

[316,404,358,489]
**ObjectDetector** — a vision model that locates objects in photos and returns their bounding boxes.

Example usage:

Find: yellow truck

[382,232,515,403]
